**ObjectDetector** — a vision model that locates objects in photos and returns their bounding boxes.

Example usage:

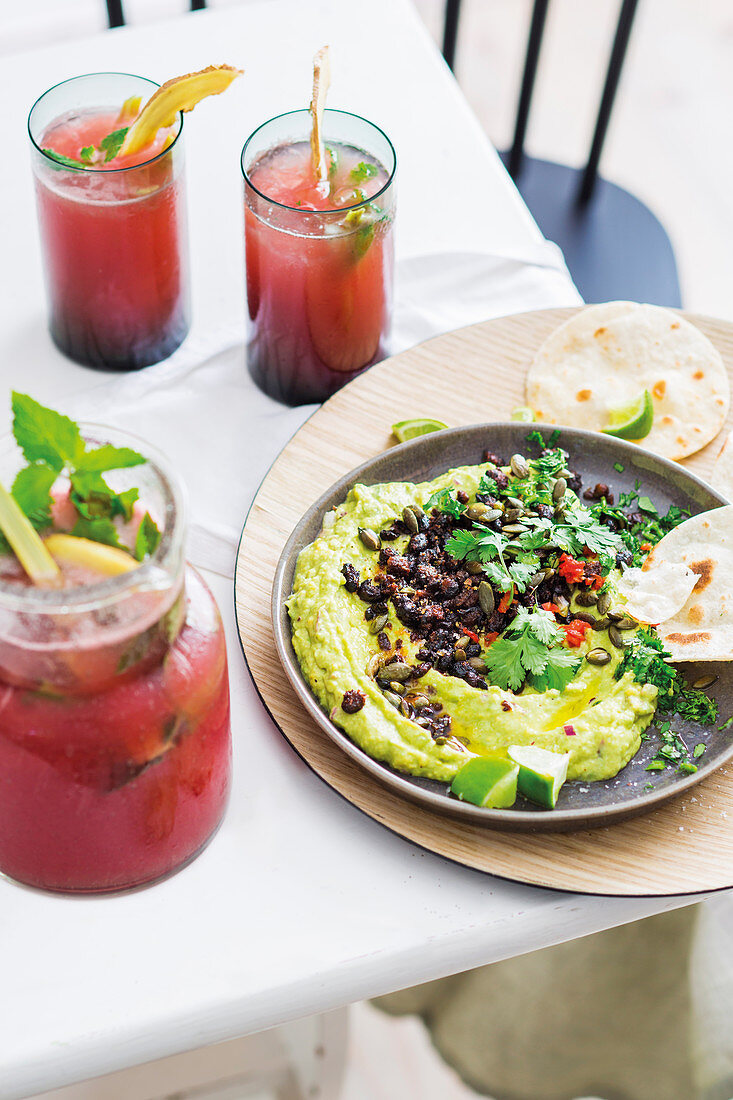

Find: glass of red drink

[242,109,396,405]
[28,73,191,371]
[0,427,231,893]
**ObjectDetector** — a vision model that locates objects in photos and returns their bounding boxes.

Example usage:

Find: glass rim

[240,107,396,214]
[27,71,185,175]
[0,422,186,614]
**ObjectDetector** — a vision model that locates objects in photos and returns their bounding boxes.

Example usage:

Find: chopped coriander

[693,743,706,759]
[613,462,625,473]
[483,607,582,693]
[646,761,665,772]
[718,716,733,731]
[350,160,378,183]
[425,487,466,519]
[616,627,718,724]
[637,495,658,516]
[679,762,697,775]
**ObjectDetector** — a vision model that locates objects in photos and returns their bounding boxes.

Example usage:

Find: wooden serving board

[235,307,733,897]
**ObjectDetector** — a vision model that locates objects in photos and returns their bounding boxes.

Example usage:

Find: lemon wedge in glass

[450,756,519,809]
[44,534,139,576]
[391,418,448,443]
[507,745,569,809]
[601,389,654,440]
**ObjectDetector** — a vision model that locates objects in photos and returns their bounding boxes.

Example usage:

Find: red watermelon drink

[29,73,191,371]
[242,109,396,405]
[0,397,231,893]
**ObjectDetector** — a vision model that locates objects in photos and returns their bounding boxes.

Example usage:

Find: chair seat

[500,153,682,307]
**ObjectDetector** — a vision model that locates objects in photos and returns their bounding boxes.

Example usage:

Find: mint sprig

[5,393,161,560]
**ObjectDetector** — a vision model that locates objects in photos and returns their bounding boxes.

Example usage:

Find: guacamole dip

[287,442,665,788]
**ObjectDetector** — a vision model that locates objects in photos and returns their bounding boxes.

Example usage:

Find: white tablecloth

[1,2,720,1097]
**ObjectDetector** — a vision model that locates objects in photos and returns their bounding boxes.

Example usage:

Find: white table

[0,2,703,1098]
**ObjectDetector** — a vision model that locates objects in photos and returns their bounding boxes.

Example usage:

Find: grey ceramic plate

[272,424,733,832]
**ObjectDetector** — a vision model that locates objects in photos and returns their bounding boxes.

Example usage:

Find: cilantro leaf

[616,627,718,724]
[483,638,528,691]
[78,444,145,472]
[425,487,466,519]
[11,464,57,528]
[98,127,129,163]
[134,512,161,561]
[12,392,85,471]
[529,648,582,692]
[508,558,539,593]
[350,160,379,183]
[481,560,513,592]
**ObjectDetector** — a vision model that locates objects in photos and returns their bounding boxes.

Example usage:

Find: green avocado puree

[287,465,658,784]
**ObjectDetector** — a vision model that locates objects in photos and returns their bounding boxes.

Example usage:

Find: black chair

[105,0,205,28]
[443,0,681,307]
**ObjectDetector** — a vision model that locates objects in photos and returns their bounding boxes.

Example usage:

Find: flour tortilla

[711,429,733,502]
[617,563,699,625]
[526,302,729,460]
[641,505,733,660]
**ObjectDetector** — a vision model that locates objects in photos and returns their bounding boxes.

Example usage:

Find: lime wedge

[511,406,536,423]
[391,418,448,443]
[507,745,569,809]
[450,755,519,809]
[601,389,654,440]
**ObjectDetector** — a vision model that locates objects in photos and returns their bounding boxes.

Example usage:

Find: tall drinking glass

[28,73,191,371]
[0,427,231,893]
[242,109,396,405]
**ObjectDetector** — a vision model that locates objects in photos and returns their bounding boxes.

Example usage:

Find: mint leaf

[80,146,95,164]
[118,488,139,522]
[98,127,129,163]
[41,148,85,169]
[12,392,85,471]
[350,160,379,183]
[72,516,123,548]
[79,444,145,472]
[11,464,57,528]
[134,512,161,561]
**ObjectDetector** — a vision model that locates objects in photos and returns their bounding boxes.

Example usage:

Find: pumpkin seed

[468,657,486,672]
[596,591,611,615]
[552,477,567,502]
[608,625,628,649]
[367,654,381,678]
[614,617,638,631]
[389,681,406,696]
[466,560,484,575]
[504,508,522,523]
[410,694,431,709]
[399,698,414,719]
[358,527,381,552]
[587,647,611,665]
[454,634,470,651]
[576,591,598,607]
[510,454,530,479]
[607,609,625,622]
[369,613,389,634]
[402,506,419,534]
[572,612,598,625]
[506,496,525,510]
[465,503,489,522]
[379,661,412,682]
[593,617,611,631]
[383,689,402,709]
[478,580,495,617]
[503,523,528,535]
[529,572,545,588]
[416,716,432,728]
[481,508,503,523]
[693,674,718,690]
[410,504,425,518]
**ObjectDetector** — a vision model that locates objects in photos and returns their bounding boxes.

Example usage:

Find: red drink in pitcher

[29,74,190,371]
[242,110,396,405]
[0,409,230,894]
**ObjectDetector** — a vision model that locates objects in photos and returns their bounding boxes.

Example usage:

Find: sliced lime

[391,418,448,443]
[450,755,519,808]
[511,406,536,423]
[507,745,569,809]
[601,389,654,440]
